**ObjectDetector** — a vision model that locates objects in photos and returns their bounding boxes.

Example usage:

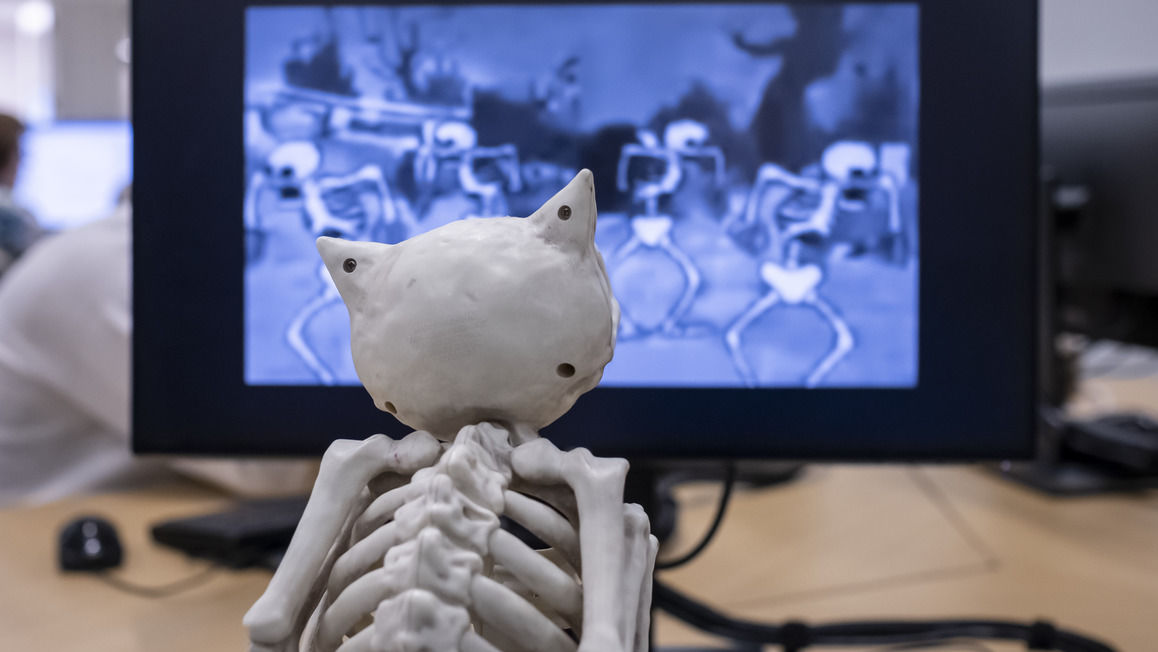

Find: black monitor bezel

[133,0,1038,460]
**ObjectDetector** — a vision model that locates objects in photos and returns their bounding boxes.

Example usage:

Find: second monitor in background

[13,121,132,230]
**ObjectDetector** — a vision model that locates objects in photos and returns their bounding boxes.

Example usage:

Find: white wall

[0,2,54,122]
[0,0,127,122]
[52,0,129,120]
[1042,0,1158,84]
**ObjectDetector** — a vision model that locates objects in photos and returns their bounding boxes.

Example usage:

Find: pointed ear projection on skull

[530,168,597,254]
[316,236,396,308]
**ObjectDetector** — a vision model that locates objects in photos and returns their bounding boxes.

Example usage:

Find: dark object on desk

[59,515,220,598]
[999,412,1158,495]
[1068,413,1158,470]
[59,515,123,571]
[151,495,307,569]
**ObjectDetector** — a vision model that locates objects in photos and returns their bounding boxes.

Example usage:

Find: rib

[469,574,577,652]
[502,490,581,572]
[488,529,582,630]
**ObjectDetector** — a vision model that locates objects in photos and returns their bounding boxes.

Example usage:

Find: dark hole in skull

[382,401,396,414]
[556,363,576,378]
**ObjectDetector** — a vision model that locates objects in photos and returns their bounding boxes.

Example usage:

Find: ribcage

[303,424,584,652]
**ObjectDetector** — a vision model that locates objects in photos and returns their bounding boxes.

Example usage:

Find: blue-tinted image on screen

[244,3,919,389]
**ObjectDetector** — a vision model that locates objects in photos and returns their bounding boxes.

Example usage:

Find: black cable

[655,462,736,570]
[648,460,1114,651]
[653,580,1117,652]
[876,639,997,652]
[93,563,220,598]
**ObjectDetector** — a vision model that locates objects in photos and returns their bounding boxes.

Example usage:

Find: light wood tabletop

[0,465,1155,651]
[654,466,1158,651]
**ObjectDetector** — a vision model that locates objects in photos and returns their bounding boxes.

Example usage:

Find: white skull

[316,169,619,438]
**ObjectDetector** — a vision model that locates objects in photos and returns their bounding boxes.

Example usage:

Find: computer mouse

[59,515,123,571]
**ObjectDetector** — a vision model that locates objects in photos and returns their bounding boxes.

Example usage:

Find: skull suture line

[244,170,657,652]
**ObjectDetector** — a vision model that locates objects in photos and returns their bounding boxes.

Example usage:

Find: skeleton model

[414,121,523,219]
[612,119,724,337]
[246,140,414,384]
[723,142,890,387]
[245,170,658,652]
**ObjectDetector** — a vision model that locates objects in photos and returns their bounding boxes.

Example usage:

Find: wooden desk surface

[1,467,1155,651]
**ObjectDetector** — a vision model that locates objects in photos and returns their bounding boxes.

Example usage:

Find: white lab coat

[0,204,316,505]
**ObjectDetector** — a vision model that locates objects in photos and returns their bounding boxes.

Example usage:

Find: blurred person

[0,113,42,275]
[0,191,316,505]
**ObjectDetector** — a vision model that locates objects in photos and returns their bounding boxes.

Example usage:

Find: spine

[371,423,513,651]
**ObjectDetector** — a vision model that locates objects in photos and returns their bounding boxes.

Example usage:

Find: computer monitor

[13,121,133,230]
[1043,77,1158,349]
[132,0,1038,460]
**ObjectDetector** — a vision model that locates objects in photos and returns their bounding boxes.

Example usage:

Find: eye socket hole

[556,363,576,378]
[557,205,572,220]
[343,258,357,273]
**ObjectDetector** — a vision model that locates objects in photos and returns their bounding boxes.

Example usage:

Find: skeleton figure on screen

[413,121,522,220]
[245,140,414,384]
[823,141,906,262]
[245,170,657,652]
[612,119,724,337]
[723,141,896,388]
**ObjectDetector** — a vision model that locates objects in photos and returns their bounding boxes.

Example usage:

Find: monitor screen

[243,4,919,390]
[133,0,1038,459]
[13,121,133,230]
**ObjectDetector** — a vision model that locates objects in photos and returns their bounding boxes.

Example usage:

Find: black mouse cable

[655,461,737,570]
[653,580,1117,652]
[650,469,1116,652]
[94,562,220,598]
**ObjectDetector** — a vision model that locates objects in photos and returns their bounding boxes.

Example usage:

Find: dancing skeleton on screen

[245,140,416,384]
[724,141,904,387]
[611,120,724,336]
[413,120,523,219]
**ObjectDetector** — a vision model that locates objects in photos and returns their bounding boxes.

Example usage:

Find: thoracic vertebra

[314,423,515,651]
